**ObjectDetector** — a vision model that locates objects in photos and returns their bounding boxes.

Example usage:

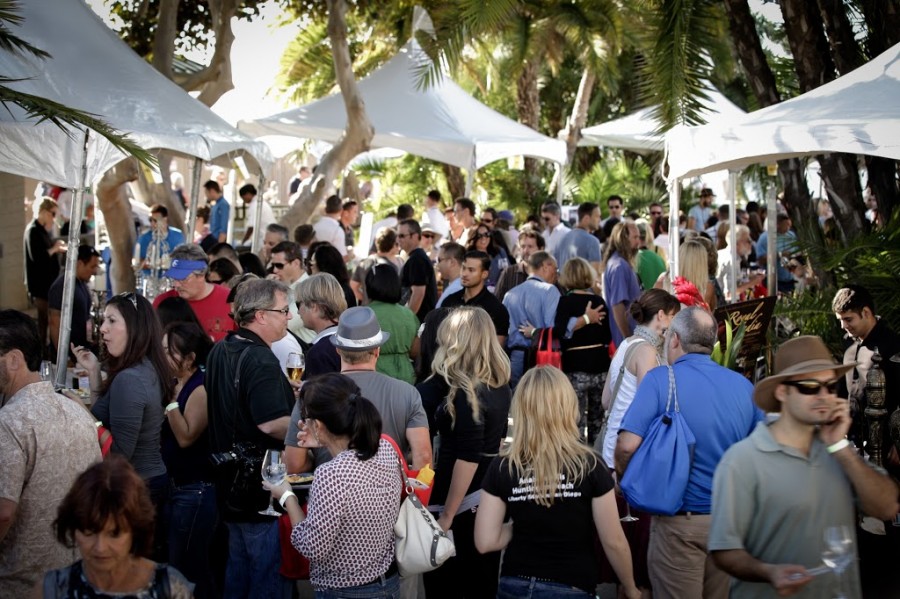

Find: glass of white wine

[822,524,854,598]
[286,352,305,384]
[259,449,286,516]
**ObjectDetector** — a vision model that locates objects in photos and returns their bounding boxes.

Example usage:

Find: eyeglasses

[475,232,491,239]
[271,262,286,271]
[118,292,138,311]
[261,306,290,316]
[650,211,663,217]
[781,379,840,395]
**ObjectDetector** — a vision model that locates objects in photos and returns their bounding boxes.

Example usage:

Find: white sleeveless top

[601,337,660,468]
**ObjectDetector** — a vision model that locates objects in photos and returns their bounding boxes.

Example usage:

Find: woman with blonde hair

[418,306,512,599]
[475,367,640,599]
[654,239,713,309]
[554,257,610,444]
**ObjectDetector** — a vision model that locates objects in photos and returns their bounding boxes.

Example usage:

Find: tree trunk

[96,159,140,293]
[858,0,900,56]
[816,0,864,75]
[340,170,360,201]
[151,0,179,79]
[517,57,541,202]
[780,0,866,241]
[442,164,466,200]
[128,153,185,230]
[279,0,374,230]
[563,68,596,165]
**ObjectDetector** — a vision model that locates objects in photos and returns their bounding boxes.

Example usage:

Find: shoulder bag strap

[228,341,254,448]
[382,433,413,494]
[665,364,679,413]
[606,339,647,420]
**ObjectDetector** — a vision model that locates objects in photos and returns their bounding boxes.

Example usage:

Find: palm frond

[0,0,50,59]
[0,85,157,168]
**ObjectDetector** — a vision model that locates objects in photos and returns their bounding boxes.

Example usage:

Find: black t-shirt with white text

[480,454,615,592]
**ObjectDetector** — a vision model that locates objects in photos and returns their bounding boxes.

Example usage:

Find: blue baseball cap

[164,259,207,281]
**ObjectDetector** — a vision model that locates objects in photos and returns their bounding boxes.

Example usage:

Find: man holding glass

[709,336,899,598]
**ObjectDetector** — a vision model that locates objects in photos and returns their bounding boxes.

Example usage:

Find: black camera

[209,442,263,469]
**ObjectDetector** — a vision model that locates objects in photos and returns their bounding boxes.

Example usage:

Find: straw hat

[753,336,857,412]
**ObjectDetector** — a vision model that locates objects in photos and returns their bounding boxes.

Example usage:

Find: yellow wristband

[827,438,851,454]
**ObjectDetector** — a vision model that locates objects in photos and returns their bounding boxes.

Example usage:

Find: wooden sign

[714,296,777,361]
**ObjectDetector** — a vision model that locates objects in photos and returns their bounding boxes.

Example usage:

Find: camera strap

[227,340,254,450]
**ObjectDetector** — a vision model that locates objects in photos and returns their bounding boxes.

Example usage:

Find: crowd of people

[5,184,900,599]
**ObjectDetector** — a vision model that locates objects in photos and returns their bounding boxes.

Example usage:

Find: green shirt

[636,248,666,290]
[369,300,418,384]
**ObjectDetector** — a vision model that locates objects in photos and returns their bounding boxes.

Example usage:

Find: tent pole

[55,128,90,387]
[668,179,681,277]
[728,170,739,302]
[555,162,564,202]
[252,172,266,254]
[186,158,202,242]
[227,167,237,246]
[465,156,476,197]
[766,187,777,296]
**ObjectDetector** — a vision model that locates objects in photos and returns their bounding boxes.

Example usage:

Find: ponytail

[299,373,383,461]
[346,393,382,460]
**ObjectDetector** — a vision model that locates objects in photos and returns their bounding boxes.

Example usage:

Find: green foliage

[773,289,844,356]
[711,320,746,370]
[352,154,447,218]
[0,0,49,59]
[568,154,666,213]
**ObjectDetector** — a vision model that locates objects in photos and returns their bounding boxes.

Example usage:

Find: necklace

[634,324,663,354]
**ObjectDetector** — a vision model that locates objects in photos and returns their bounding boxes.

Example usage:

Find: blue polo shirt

[502,275,560,350]
[620,353,763,513]
[209,196,229,240]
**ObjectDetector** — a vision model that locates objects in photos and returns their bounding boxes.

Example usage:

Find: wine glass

[822,525,854,598]
[620,502,639,523]
[40,360,52,382]
[286,352,305,383]
[259,449,286,516]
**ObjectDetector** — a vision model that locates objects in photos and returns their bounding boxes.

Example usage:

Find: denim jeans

[509,349,526,389]
[167,481,218,599]
[314,573,400,598]
[497,576,594,598]
[146,473,169,563]
[224,519,287,599]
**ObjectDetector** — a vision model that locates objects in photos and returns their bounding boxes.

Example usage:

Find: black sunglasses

[271,262,286,270]
[782,379,839,395]
[475,232,491,239]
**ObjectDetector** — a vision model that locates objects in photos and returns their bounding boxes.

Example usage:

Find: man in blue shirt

[554,202,602,275]
[502,251,560,387]
[756,213,798,294]
[137,204,184,271]
[204,180,229,243]
[616,307,763,599]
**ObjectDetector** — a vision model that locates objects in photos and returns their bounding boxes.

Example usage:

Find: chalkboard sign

[714,297,777,362]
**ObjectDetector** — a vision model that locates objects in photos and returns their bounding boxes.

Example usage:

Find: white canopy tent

[579,86,746,153]
[0,0,273,187]
[664,42,900,299]
[239,8,566,194]
[0,0,272,385]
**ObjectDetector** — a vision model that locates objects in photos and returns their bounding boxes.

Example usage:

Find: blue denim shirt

[502,276,560,350]
[209,197,230,240]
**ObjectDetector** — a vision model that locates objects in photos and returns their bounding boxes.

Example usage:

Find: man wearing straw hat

[709,336,899,598]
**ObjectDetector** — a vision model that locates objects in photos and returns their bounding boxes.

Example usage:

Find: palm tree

[0,0,153,166]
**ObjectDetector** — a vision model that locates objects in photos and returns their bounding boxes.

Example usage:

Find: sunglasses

[271,262,286,270]
[650,211,663,217]
[475,232,491,239]
[782,379,840,395]
[118,291,138,311]
[481,219,493,225]
[422,233,435,239]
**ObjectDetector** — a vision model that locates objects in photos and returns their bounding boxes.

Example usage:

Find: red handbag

[278,508,310,580]
[381,434,433,505]
[534,328,562,369]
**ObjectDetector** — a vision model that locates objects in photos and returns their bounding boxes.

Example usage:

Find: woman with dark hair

[207,257,240,285]
[364,263,419,384]
[465,224,509,290]
[308,242,358,309]
[265,373,402,597]
[238,252,267,278]
[156,295,203,331]
[161,321,216,598]
[71,292,173,561]
[40,455,193,598]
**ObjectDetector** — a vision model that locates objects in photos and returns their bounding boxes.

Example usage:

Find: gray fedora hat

[330,306,390,351]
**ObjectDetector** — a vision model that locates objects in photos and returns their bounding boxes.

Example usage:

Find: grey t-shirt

[91,359,167,480]
[285,370,428,462]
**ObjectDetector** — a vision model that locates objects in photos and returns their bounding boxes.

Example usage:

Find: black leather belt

[363,561,398,586]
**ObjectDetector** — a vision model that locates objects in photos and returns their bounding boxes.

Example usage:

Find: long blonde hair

[504,367,598,507]
[678,240,709,293]
[432,307,511,426]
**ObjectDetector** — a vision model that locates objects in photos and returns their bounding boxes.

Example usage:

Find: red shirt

[153,285,235,341]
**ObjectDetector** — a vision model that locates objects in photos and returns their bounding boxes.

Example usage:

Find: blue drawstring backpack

[620,365,695,515]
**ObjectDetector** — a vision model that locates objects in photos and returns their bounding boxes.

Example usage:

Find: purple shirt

[604,252,641,346]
